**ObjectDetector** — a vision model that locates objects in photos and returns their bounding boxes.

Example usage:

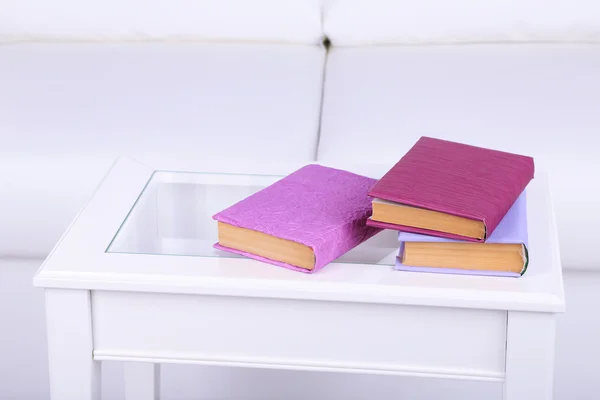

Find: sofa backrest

[0,0,324,44]
[5,1,599,45]
[324,0,600,46]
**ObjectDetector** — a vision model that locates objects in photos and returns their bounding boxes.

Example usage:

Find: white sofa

[1,1,600,399]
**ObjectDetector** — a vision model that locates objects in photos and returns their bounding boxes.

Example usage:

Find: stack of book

[212,136,534,277]
[367,137,534,277]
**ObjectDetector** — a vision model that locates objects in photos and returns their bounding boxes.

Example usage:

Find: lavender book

[396,190,529,278]
[212,164,381,273]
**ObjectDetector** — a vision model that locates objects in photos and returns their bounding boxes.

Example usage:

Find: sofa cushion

[0,43,325,257]
[324,0,600,46]
[318,44,600,270]
[0,0,323,44]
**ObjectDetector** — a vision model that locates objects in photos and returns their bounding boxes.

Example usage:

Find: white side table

[34,158,565,400]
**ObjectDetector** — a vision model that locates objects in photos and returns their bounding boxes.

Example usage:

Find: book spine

[484,158,534,238]
[313,219,381,270]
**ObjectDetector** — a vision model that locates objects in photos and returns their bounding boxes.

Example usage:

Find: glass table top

[107,171,400,266]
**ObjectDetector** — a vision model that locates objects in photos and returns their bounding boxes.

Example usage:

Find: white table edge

[92,349,505,382]
[33,269,565,313]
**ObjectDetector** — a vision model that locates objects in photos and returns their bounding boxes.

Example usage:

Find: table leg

[125,362,160,400]
[504,311,556,400]
[45,289,100,400]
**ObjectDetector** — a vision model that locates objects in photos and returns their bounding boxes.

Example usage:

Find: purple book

[213,164,382,273]
[396,190,529,278]
[367,137,534,242]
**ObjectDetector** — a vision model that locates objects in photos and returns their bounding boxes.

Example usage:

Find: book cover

[212,164,382,273]
[367,136,534,242]
[395,190,529,277]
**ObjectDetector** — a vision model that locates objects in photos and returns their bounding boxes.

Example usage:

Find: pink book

[367,137,534,242]
[212,164,381,273]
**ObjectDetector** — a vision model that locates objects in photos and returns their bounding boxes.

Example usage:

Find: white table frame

[34,158,565,400]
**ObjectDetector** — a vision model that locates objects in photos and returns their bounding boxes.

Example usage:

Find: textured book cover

[367,136,534,242]
[396,190,529,277]
[212,164,382,273]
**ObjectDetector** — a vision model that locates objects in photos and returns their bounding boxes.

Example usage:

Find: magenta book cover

[212,164,381,273]
[367,136,534,242]
[396,190,529,278]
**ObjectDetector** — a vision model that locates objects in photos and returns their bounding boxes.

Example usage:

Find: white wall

[1,259,598,399]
